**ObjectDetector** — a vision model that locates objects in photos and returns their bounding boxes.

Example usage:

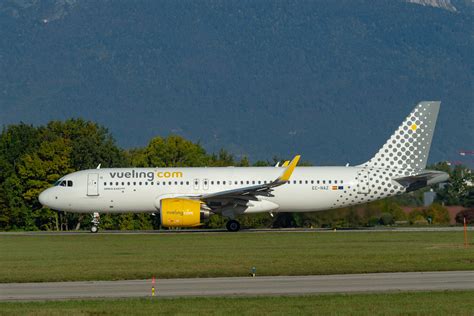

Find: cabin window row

[103,179,344,186]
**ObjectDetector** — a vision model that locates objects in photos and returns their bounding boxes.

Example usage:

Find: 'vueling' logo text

[110,170,183,181]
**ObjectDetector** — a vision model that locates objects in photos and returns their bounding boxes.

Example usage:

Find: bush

[408,204,450,225]
[367,216,380,227]
[380,213,394,225]
[455,209,474,224]
[425,204,450,224]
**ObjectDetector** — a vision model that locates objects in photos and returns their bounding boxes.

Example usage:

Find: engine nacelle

[160,198,204,228]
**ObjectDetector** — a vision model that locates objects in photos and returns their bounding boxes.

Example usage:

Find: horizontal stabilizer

[394,170,449,192]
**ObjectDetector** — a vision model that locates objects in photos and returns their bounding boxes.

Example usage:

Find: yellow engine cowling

[160,198,203,228]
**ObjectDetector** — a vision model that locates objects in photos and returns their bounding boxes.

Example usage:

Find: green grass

[1,291,473,315]
[0,231,473,283]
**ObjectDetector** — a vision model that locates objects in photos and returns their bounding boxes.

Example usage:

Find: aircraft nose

[38,189,52,208]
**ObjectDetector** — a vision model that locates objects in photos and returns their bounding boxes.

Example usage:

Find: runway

[0,226,472,236]
[1,271,473,301]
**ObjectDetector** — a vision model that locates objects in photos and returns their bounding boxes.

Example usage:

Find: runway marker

[152,275,156,296]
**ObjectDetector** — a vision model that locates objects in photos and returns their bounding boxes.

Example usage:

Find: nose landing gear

[90,212,100,233]
[226,220,241,232]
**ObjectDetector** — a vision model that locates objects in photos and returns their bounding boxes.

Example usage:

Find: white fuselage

[39,166,409,215]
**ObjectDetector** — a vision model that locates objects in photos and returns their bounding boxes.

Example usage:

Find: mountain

[0,0,472,165]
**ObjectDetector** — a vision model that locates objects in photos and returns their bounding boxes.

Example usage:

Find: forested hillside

[0,0,472,165]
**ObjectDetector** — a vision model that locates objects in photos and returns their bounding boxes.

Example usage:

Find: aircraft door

[357,169,370,194]
[87,173,99,196]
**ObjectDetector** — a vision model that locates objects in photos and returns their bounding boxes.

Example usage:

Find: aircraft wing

[199,155,300,207]
[393,170,449,192]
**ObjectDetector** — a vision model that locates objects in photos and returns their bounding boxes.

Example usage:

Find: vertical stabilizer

[363,101,440,171]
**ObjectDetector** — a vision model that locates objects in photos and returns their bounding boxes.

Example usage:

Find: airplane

[39,101,449,233]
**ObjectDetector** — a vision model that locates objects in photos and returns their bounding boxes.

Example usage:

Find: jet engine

[160,198,209,228]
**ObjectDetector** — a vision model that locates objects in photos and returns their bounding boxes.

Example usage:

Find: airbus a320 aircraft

[39,101,448,232]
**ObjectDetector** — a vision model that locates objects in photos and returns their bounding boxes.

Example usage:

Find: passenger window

[162,182,166,186]
[169,181,172,185]
[127,182,130,186]
[258,181,261,184]
[133,182,136,185]
[145,182,148,186]
[223,181,226,185]
[121,182,125,186]
[246,181,249,184]
[335,180,338,184]
[252,181,255,184]
[323,180,326,184]
[151,182,154,185]
[311,180,314,184]
[317,180,320,184]
[174,181,178,185]
[293,180,296,184]
[104,182,107,186]
[180,181,183,185]
[139,182,142,186]
[328,180,332,184]
[110,182,113,186]
[186,181,190,185]
[299,180,302,184]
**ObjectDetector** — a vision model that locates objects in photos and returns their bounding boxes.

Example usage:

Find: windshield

[54,180,71,187]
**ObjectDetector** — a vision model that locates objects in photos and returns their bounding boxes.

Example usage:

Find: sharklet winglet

[276,155,300,183]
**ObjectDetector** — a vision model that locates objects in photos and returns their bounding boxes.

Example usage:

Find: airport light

[250,267,256,277]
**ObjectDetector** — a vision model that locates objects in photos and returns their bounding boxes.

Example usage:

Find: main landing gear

[226,220,240,232]
[90,212,100,233]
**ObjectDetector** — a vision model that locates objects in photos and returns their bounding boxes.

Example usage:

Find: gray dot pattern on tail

[328,101,440,209]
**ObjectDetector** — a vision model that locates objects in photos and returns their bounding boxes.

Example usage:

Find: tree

[46,119,127,169]
[131,135,209,167]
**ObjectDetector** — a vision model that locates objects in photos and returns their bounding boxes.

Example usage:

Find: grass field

[0,231,473,283]
[1,291,473,315]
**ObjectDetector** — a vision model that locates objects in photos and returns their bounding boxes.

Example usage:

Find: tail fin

[363,101,440,171]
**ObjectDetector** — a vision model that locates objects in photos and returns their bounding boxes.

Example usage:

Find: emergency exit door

[87,173,99,196]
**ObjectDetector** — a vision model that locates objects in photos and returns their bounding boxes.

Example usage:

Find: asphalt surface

[0,226,472,235]
[1,271,473,301]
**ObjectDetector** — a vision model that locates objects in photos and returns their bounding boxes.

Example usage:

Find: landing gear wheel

[90,212,100,233]
[226,220,240,232]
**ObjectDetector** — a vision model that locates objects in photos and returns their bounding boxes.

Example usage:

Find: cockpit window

[54,180,72,187]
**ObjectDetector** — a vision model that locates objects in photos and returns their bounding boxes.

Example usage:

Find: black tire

[226,220,240,232]
[90,225,99,233]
